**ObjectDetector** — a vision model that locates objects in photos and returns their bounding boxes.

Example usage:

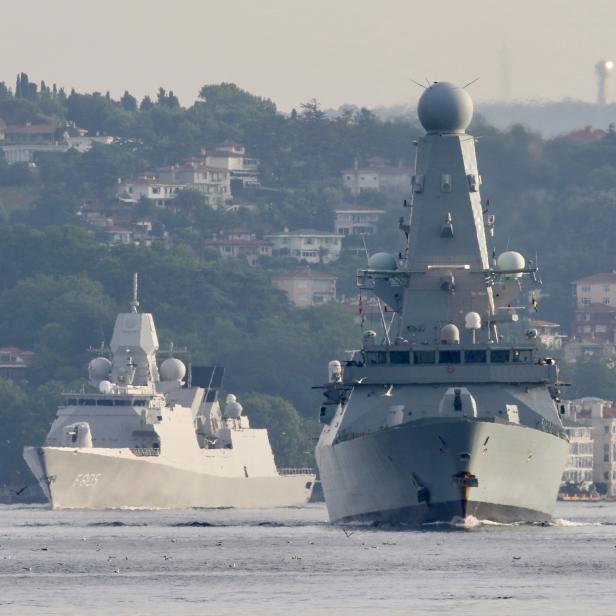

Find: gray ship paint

[23,275,314,509]
[315,82,568,525]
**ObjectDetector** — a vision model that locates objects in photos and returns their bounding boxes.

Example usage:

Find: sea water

[0,501,615,615]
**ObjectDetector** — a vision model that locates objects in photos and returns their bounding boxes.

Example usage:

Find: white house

[117,175,184,207]
[342,158,412,196]
[333,205,385,236]
[204,141,260,187]
[272,269,337,307]
[266,229,343,264]
[157,162,231,207]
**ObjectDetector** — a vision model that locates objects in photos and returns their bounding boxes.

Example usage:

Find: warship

[315,82,569,525]
[23,275,314,509]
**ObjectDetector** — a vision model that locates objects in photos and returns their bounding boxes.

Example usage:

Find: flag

[531,295,539,311]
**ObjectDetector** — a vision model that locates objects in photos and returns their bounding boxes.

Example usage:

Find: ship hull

[316,417,568,525]
[23,447,314,510]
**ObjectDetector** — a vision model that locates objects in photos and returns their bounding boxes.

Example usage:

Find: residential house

[205,229,272,266]
[342,158,413,196]
[204,141,260,187]
[272,269,337,307]
[529,319,564,349]
[0,347,34,380]
[157,160,231,207]
[564,397,616,496]
[560,419,594,494]
[266,229,343,264]
[117,175,183,207]
[333,205,385,236]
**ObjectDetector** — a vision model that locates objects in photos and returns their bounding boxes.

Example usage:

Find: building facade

[564,397,616,496]
[342,158,412,196]
[157,161,231,207]
[204,142,260,188]
[561,420,594,493]
[272,269,337,307]
[205,230,272,266]
[333,206,385,236]
[117,176,184,207]
[266,230,343,264]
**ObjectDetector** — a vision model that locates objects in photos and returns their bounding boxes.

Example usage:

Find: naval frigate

[23,275,314,509]
[315,82,569,525]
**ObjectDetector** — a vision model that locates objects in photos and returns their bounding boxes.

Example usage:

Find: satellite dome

[368,252,397,270]
[99,380,113,394]
[417,82,474,134]
[465,312,482,330]
[88,357,112,382]
[496,251,525,279]
[224,393,243,418]
[159,358,186,382]
[440,324,460,345]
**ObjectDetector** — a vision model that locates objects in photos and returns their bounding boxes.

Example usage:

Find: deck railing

[130,448,161,457]
[278,467,315,475]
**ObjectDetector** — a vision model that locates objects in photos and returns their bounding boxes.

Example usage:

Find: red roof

[0,346,34,366]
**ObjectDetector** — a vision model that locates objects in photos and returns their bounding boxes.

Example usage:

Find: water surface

[0,501,614,615]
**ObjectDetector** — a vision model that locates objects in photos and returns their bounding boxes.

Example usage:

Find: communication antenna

[130,272,139,313]
[410,78,427,89]
[361,235,391,345]
[462,77,480,89]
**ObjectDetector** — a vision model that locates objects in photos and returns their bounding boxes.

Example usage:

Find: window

[596,325,607,333]
[390,351,410,365]
[582,298,591,305]
[604,298,611,305]
[581,286,591,292]
[439,350,461,364]
[366,351,387,365]
[413,351,435,364]
[512,349,532,363]
[464,350,487,363]
[490,350,510,363]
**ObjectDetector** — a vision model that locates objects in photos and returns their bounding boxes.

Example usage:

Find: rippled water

[1,501,615,615]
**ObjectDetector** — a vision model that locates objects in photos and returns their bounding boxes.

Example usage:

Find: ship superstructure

[24,275,314,509]
[315,82,568,524]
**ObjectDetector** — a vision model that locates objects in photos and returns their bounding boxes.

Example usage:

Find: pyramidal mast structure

[24,274,314,509]
[315,82,568,524]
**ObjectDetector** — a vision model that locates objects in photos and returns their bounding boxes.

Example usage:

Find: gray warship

[315,82,569,525]
[23,275,314,509]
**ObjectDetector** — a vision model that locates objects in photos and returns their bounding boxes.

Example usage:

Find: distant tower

[500,47,511,101]
[595,59,614,105]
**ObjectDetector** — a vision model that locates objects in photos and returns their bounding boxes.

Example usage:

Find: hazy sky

[3,0,616,110]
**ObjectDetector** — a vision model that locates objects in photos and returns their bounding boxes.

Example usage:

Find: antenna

[410,78,427,89]
[361,235,391,346]
[462,77,480,89]
[130,272,139,313]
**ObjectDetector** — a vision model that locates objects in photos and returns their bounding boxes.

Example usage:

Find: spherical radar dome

[368,252,397,270]
[88,357,112,381]
[159,358,186,382]
[417,82,474,134]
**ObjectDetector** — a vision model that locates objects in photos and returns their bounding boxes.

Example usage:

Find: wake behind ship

[315,82,568,525]
[24,275,314,509]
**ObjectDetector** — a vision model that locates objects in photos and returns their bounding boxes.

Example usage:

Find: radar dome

[368,252,397,270]
[159,358,186,382]
[417,82,474,134]
[440,324,460,344]
[88,357,112,382]
[496,251,525,279]
[99,380,113,394]
[465,312,482,330]
[225,393,243,418]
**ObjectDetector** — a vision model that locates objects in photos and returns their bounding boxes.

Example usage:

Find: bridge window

[490,350,510,363]
[464,350,486,363]
[512,349,533,363]
[413,351,435,364]
[390,351,410,364]
[439,351,461,364]
[366,351,387,365]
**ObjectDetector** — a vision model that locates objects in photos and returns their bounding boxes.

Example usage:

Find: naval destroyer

[315,82,569,524]
[23,275,314,509]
